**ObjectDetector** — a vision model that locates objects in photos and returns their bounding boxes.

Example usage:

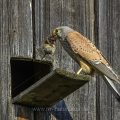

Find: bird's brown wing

[66,31,119,82]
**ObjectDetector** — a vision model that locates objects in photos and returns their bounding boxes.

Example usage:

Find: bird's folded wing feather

[103,75,120,100]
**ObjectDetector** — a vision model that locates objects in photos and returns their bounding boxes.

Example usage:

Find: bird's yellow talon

[76,68,82,75]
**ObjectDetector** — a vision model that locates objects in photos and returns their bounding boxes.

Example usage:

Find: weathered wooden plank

[34,0,52,119]
[112,1,120,119]
[12,68,90,107]
[9,0,33,57]
[9,0,34,120]
[35,0,51,60]
[0,0,12,119]
[97,0,120,120]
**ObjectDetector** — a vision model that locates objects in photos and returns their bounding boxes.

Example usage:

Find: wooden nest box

[10,57,90,107]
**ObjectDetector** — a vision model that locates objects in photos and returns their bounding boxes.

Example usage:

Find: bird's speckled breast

[59,38,81,64]
[59,38,93,74]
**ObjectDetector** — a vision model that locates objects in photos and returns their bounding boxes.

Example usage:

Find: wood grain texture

[97,0,120,120]
[8,0,34,120]
[9,0,33,57]
[0,0,12,119]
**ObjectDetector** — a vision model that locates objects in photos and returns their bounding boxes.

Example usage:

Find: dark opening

[10,57,53,97]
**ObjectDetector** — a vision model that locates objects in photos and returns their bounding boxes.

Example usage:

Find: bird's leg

[76,68,83,75]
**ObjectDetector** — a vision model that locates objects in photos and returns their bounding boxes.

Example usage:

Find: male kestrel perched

[46,26,120,100]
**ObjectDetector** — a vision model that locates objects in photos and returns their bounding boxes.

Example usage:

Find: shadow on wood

[10,57,53,97]
[11,57,90,107]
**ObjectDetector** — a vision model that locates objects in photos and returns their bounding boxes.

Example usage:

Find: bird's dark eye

[52,28,60,37]
[55,29,58,33]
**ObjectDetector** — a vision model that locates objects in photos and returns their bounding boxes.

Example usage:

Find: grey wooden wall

[0,0,120,120]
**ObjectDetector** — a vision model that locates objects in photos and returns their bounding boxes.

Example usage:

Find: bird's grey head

[54,26,74,39]
[47,26,74,43]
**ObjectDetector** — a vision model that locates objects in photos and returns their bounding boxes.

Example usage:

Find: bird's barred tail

[103,75,120,100]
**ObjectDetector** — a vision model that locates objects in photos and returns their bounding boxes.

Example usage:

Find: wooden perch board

[12,69,90,107]
[11,57,90,107]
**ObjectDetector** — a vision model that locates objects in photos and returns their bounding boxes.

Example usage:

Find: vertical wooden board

[95,1,109,120]
[108,0,120,120]
[9,0,34,119]
[34,0,61,119]
[34,0,52,119]
[96,0,113,119]
[9,0,33,57]
[34,0,96,120]
[50,0,74,72]
[98,0,120,120]
[35,0,51,60]
[0,0,12,119]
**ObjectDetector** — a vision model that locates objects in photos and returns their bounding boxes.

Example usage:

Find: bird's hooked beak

[47,28,62,45]
[52,28,62,38]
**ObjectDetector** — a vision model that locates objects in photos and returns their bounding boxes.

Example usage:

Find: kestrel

[47,26,120,99]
